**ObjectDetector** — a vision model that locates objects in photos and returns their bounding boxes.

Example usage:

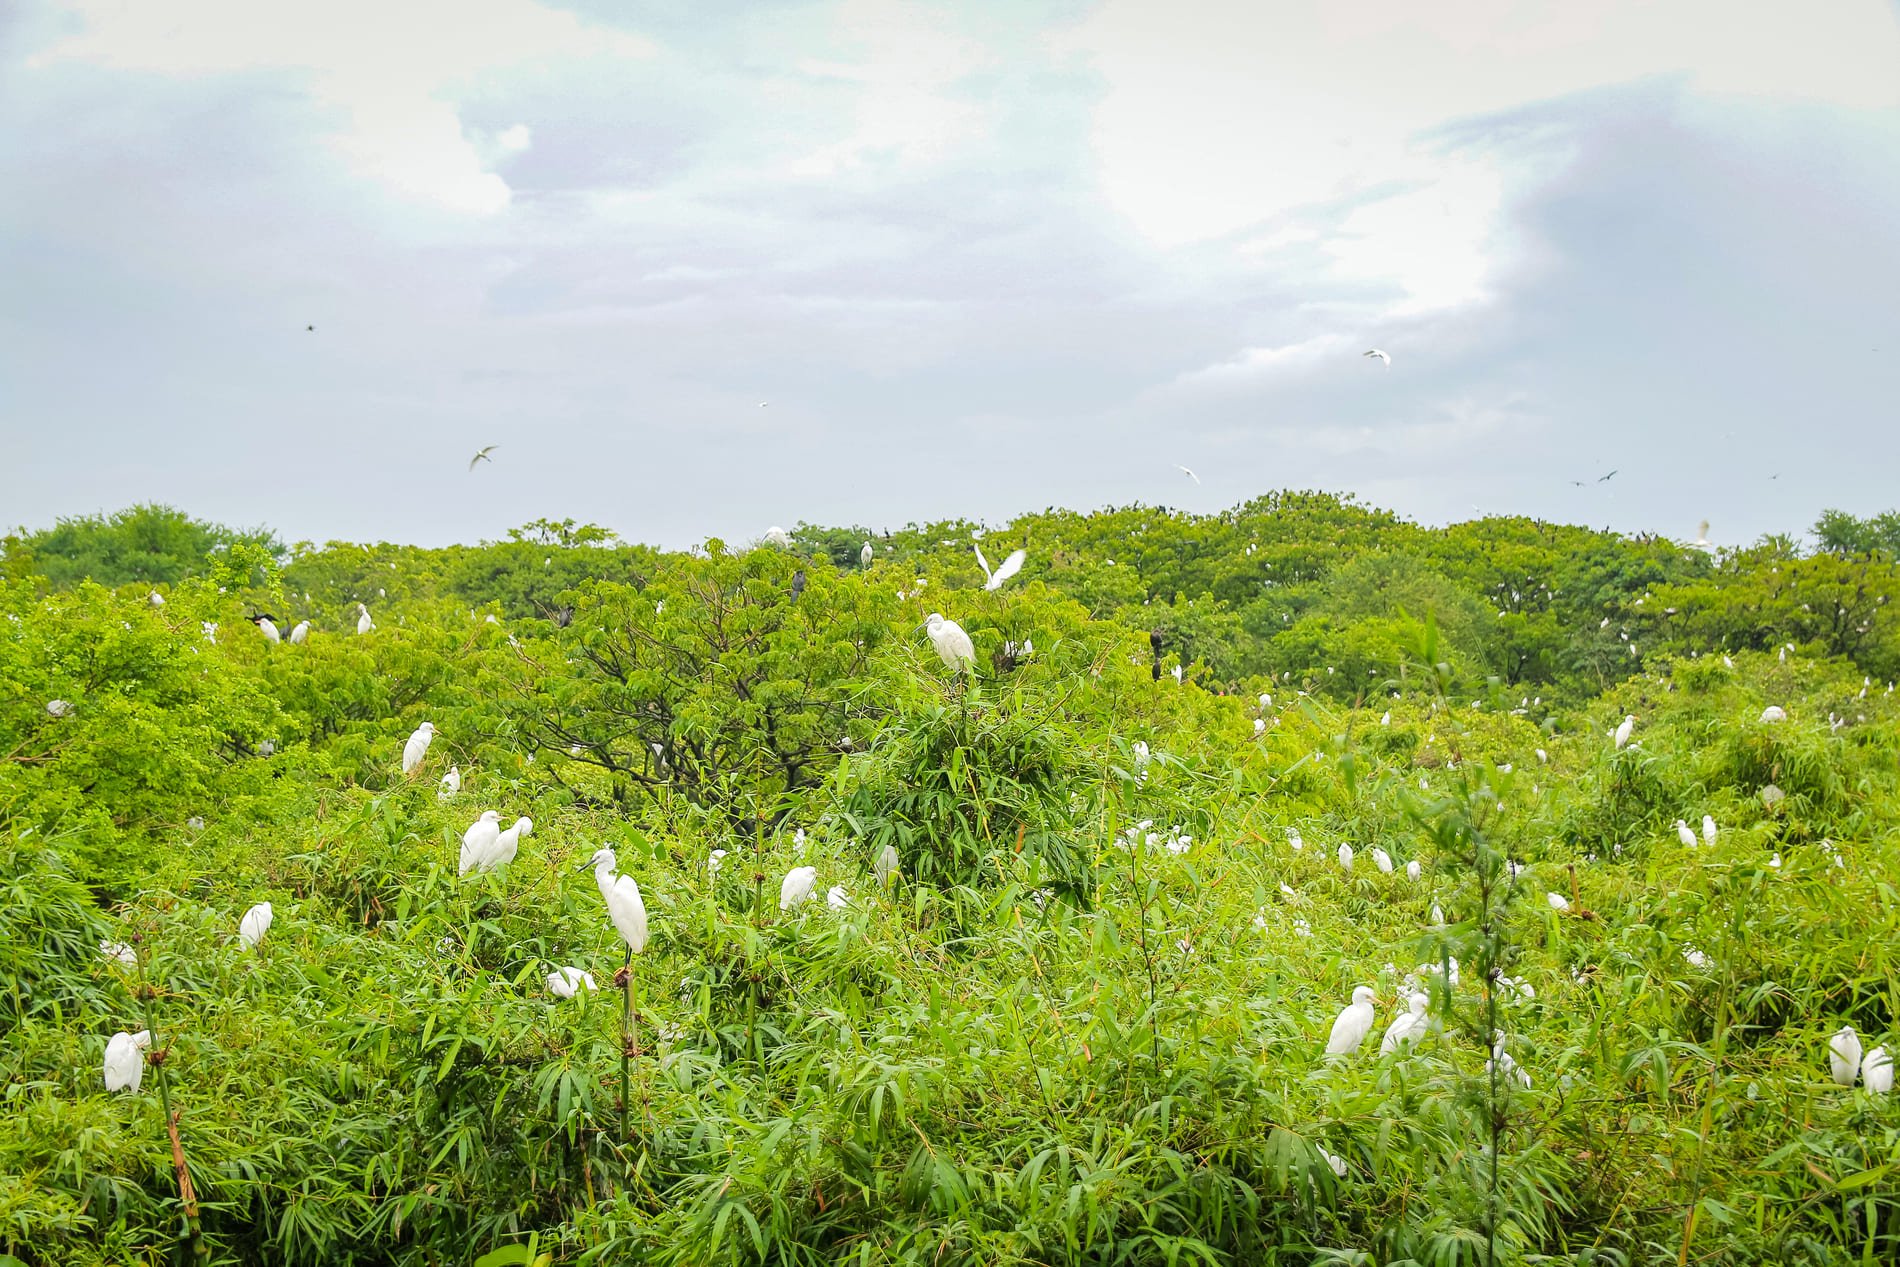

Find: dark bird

[305,325,314,332]
[1149,629,1164,682]
[1597,469,1617,483]
[790,569,807,600]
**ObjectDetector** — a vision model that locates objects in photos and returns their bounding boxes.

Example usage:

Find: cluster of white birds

[459,810,534,875]
[1829,1026,1893,1094]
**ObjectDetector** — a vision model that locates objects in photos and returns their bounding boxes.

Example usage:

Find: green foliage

[15,503,282,589]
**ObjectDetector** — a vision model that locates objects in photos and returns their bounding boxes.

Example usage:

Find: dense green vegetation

[5,495,1900,1266]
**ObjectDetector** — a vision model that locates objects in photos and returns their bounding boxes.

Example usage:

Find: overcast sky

[4,1,1898,550]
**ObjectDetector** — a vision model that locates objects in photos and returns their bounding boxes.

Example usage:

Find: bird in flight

[1364,349,1390,367]
[305,324,315,332]
[1177,465,1201,484]
[1693,520,1711,548]
[1570,469,1617,486]
[468,445,498,472]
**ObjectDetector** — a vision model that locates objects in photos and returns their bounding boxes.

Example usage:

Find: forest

[4,495,1900,1266]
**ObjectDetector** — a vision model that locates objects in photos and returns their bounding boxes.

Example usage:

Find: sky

[3,0,1898,551]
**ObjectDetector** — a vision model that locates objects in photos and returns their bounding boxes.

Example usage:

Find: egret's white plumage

[46,699,72,718]
[1371,847,1393,874]
[1176,465,1201,484]
[1405,859,1421,882]
[238,901,273,949]
[1702,815,1717,846]
[861,541,874,568]
[148,590,165,606]
[827,884,850,909]
[780,865,818,910]
[976,546,1026,592]
[1676,820,1696,848]
[468,445,498,471]
[459,811,503,875]
[104,1029,152,1092]
[1830,1025,1863,1086]
[875,843,900,888]
[763,526,792,548]
[924,613,976,672]
[1337,843,1354,871]
[1865,1045,1893,1095]
[1380,994,1430,1054]
[586,847,649,954]
[1324,986,1378,1056]
[357,604,374,635]
[256,617,280,643]
[402,722,436,775]
[488,817,532,869]
[1547,892,1570,912]
[437,765,461,801]
[100,940,137,967]
[1613,715,1634,749]
[1760,705,1787,723]
[547,965,596,998]
[288,620,310,644]
[1693,520,1711,548]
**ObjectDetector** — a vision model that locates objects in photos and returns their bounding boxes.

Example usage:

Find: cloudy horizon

[4,0,1898,551]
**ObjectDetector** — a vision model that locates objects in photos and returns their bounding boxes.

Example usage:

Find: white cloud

[1171,333,1358,391]
[34,0,652,213]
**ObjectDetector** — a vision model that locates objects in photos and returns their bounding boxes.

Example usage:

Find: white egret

[1172,465,1201,485]
[1337,843,1354,871]
[1613,715,1634,749]
[1430,903,1446,925]
[1363,348,1390,366]
[46,699,72,718]
[1380,994,1430,1054]
[1379,711,1391,725]
[1259,693,1272,710]
[1318,1147,1348,1178]
[1547,892,1570,912]
[486,817,532,869]
[238,901,273,949]
[148,590,165,606]
[468,445,498,471]
[437,765,461,801]
[861,541,874,568]
[1287,827,1304,853]
[974,544,1026,592]
[1830,1025,1863,1087]
[1675,820,1696,848]
[1488,1037,1531,1088]
[875,843,900,888]
[826,884,850,909]
[1760,705,1787,723]
[584,848,649,954]
[1405,859,1421,882]
[1371,847,1393,874]
[1253,718,1266,735]
[288,620,310,644]
[924,613,976,672]
[459,811,502,875]
[357,604,374,635]
[1865,1046,1893,1095]
[1132,740,1151,771]
[187,816,205,832]
[1324,986,1378,1056]
[1692,520,1711,548]
[254,616,281,642]
[547,966,596,998]
[100,940,137,967]
[708,848,728,874]
[104,1030,153,1092]
[763,526,792,548]
[1536,748,1548,763]
[402,722,436,775]
[780,865,818,910]
[202,621,218,643]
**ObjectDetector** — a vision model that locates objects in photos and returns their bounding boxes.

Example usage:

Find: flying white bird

[255,617,280,643]
[468,445,498,471]
[973,544,1027,592]
[1380,994,1430,1054]
[1364,349,1390,367]
[437,765,461,801]
[1371,847,1393,874]
[763,526,792,548]
[1693,520,1711,548]
[238,902,273,950]
[1324,986,1378,1056]
[459,811,502,875]
[1337,843,1354,871]
[861,541,874,568]
[875,843,900,888]
[547,965,597,998]
[1866,1045,1893,1095]
[1830,1025,1863,1087]
[103,1029,153,1093]
[1760,705,1787,723]
[780,865,818,910]
[288,620,310,644]
[402,722,436,775]
[357,604,374,635]
[1613,715,1634,749]
[1676,820,1696,848]
[1176,465,1201,484]
[1702,815,1717,846]
[100,940,137,967]
[584,847,649,954]
[924,613,976,672]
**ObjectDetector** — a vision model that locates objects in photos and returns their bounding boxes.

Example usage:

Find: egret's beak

[573,857,596,872]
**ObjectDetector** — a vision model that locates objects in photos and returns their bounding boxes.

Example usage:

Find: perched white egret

[1287,827,1304,853]
[973,544,1026,592]
[1253,718,1266,735]
[1865,1046,1893,1095]
[148,590,165,606]
[1132,740,1151,771]
[1380,994,1430,1054]
[763,526,792,548]
[402,722,436,775]
[780,865,818,910]
[1430,903,1446,925]
[1337,843,1354,871]
[547,966,597,998]
[1488,1037,1531,1088]
[1613,715,1634,749]
[357,604,374,635]
[459,811,503,875]
[1830,1025,1863,1087]
[202,621,218,643]
[238,901,273,950]
[288,620,310,644]
[1536,747,1548,763]
[486,817,532,869]
[1405,859,1421,882]
[1760,705,1787,723]
[1379,710,1391,725]
[1364,348,1390,366]
[875,843,900,888]
[1371,847,1393,874]
[584,848,649,954]
[46,699,72,718]
[1676,820,1696,848]
[255,616,281,643]
[924,613,976,672]
[1702,815,1717,846]
[1547,892,1570,912]
[826,884,850,909]
[1324,986,1378,1056]
[708,848,728,874]
[861,541,874,568]
[103,1029,153,1093]
[187,815,204,832]
[100,940,137,967]
[437,765,461,801]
